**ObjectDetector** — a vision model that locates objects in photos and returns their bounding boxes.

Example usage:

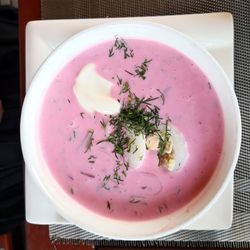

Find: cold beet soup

[39,38,224,220]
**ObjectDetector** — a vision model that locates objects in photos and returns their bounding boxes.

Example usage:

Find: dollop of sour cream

[73,63,121,115]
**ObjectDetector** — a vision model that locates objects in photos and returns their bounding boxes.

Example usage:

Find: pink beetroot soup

[39,39,224,220]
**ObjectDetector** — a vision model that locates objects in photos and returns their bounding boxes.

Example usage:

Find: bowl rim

[21,20,241,240]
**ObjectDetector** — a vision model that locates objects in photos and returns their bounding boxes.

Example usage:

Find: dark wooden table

[19,1,244,250]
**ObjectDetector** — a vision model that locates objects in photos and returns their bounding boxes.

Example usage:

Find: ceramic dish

[21,21,241,240]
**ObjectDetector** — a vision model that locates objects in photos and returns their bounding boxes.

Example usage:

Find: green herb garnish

[107,201,111,210]
[80,112,85,119]
[124,69,135,76]
[98,93,161,158]
[100,119,107,130]
[102,175,111,190]
[157,119,171,164]
[68,175,74,181]
[80,171,95,178]
[116,75,123,85]
[124,162,130,171]
[109,37,134,59]
[113,161,124,184]
[70,187,74,194]
[69,130,77,142]
[115,76,131,94]
[121,81,130,94]
[108,47,115,57]
[84,130,94,153]
[156,89,165,105]
[208,82,212,90]
[88,155,96,163]
[135,59,152,80]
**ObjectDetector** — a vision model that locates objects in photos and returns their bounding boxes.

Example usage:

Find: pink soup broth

[39,39,224,221]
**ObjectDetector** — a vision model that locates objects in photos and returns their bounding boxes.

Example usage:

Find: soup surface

[39,39,224,220]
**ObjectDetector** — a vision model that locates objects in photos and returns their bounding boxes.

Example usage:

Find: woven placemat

[41,0,250,247]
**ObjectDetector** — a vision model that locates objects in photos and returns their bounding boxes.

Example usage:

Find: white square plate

[25,12,234,230]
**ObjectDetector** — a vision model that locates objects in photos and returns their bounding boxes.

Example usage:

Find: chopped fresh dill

[84,130,94,153]
[121,81,130,94]
[113,174,123,184]
[135,59,152,80]
[108,47,114,57]
[108,37,134,59]
[111,94,161,136]
[100,119,107,130]
[127,138,136,153]
[208,81,212,89]
[121,170,127,177]
[102,175,111,190]
[80,171,95,178]
[156,89,165,105]
[157,119,171,165]
[97,92,162,189]
[124,69,135,76]
[98,129,130,157]
[98,93,161,158]
[107,201,111,210]
[69,130,77,142]
[88,155,96,161]
[67,175,74,181]
[113,161,124,184]
[80,112,85,118]
[132,145,139,154]
[116,75,123,85]
[124,162,130,171]
[115,76,131,94]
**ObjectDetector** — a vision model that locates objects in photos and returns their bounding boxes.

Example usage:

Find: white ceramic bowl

[21,21,241,240]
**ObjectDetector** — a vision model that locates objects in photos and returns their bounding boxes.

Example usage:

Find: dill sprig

[109,37,134,59]
[116,75,123,85]
[98,93,161,157]
[100,119,107,130]
[88,155,96,163]
[106,201,111,210]
[121,81,130,94]
[102,175,111,190]
[157,119,171,159]
[116,76,131,94]
[98,93,162,189]
[97,94,161,189]
[156,89,165,105]
[98,127,130,157]
[110,94,161,137]
[84,130,94,153]
[135,59,152,80]
[113,161,124,184]
[101,160,127,189]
